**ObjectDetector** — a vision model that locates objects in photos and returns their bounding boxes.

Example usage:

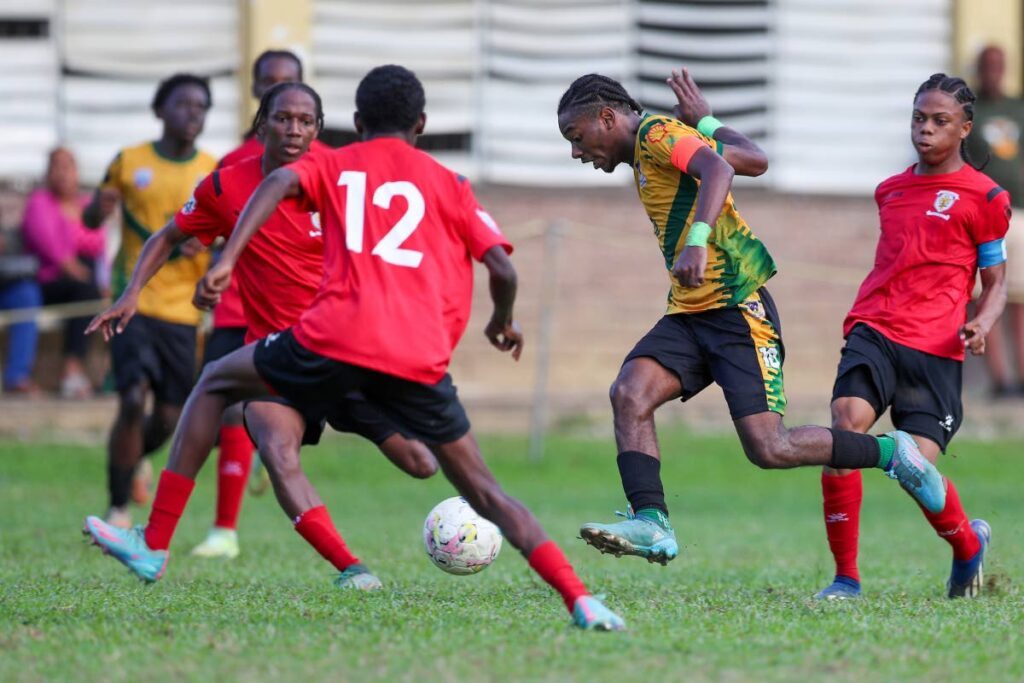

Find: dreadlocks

[251,81,324,136]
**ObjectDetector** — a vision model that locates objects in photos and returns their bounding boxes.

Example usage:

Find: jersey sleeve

[286,152,326,209]
[640,119,717,173]
[99,152,124,192]
[971,185,1012,244]
[456,177,513,260]
[174,170,228,246]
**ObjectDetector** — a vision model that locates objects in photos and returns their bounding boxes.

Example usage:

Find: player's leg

[330,392,438,479]
[243,400,382,590]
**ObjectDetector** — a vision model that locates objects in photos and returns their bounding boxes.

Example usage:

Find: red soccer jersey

[845,163,1011,360]
[286,137,512,383]
[175,155,324,342]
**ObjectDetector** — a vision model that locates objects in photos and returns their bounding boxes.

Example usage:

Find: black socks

[617,451,668,515]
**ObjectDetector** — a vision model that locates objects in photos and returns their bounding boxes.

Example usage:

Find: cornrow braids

[557,74,643,117]
[915,72,988,170]
[251,81,324,136]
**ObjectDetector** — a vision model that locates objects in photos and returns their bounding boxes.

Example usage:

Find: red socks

[214,425,255,530]
[821,470,862,582]
[293,505,360,571]
[528,540,589,612]
[145,469,196,551]
[920,478,980,561]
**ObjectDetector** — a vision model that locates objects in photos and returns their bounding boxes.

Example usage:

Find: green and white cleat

[189,527,240,559]
[579,506,678,565]
[335,563,383,591]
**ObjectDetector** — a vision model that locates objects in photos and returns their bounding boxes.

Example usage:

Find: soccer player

[87,81,436,589]
[815,74,1005,600]
[191,49,333,560]
[83,73,216,528]
[85,64,625,631]
[557,69,947,566]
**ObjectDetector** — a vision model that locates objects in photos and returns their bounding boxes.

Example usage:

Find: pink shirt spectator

[21,189,105,284]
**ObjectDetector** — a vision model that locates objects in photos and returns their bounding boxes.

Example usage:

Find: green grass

[1,429,1021,682]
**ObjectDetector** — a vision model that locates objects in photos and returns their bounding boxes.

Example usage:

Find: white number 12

[337,171,424,268]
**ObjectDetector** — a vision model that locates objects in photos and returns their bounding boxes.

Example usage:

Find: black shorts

[624,287,786,419]
[243,393,401,447]
[832,323,962,451]
[110,314,197,406]
[203,326,247,367]
[252,329,469,445]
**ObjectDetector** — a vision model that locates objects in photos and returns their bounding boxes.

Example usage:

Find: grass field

[1,429,1022,682]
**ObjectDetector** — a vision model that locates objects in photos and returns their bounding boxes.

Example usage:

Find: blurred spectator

[21,147,105,398]
[967,45,1024,397]
[0,231,41,395]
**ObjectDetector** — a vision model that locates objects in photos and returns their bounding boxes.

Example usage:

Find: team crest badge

[742,297,765,320]
[646,123,667,144]
[926,190,959,220]
[133,167,153,190]
[181,193,196,215]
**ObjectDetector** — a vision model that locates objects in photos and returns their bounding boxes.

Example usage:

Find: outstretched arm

[668,68,768,177]
[85,220,190,340]
[481,245,523,360]
[962,263,1008,355]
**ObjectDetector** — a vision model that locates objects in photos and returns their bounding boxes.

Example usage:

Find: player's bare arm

[85,219,191,341]
[482,245,523,361]
[667,68,768,177]
[672,146,735,287]
[208,166,301,294]
[962,262,1008,355]
[82,186,120,229]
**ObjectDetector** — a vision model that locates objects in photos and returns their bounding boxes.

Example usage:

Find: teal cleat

[814,576,862,600]
[579,507,678,565]
[883,430,946,513]
[335,563,383,591]
[948,519,991,599]
[83,516,168,583]
[572,595,626,631]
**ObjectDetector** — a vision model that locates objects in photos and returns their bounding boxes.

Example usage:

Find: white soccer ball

[423,496,503,575]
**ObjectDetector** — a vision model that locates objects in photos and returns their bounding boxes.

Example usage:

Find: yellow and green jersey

[102,142,216,326]
[633,114,776,314]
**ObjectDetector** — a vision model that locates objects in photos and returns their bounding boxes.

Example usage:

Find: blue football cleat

[572,595,626,631]
[948,519,991,598]
[83,516,168,583]
[579,507,678,565]
[814,575,862,600]
[883,431,946,513]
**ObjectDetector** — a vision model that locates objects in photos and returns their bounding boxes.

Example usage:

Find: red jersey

[287,137,512,383]
[845,164,1011,360]
[175,155,324,342]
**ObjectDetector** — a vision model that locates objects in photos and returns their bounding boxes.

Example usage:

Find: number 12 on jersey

[337,171,425,268]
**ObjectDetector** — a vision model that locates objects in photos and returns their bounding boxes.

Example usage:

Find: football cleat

[572,595,626,631]
[814,576,862,600]
[334,563,383,591]
[83,516,168,582]
[883,431,946,513]
[579,507,678,565]
[189,527,240,559]
[948,519,991,599]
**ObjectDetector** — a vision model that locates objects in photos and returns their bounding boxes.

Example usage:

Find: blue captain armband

[978,239,1007,268]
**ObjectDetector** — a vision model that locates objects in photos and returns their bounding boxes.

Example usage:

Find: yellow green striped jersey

[101,142,215,326]
[633,114,776,314]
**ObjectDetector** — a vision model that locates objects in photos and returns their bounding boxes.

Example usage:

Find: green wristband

[685,221,712,247]
[696,115,723,138]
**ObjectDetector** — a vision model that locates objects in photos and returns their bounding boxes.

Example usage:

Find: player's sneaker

[83,516,168,582]
[334,563,383,591]
[579,506,678,565]
[249,453,270,496]
[883,430,946,513]
[104,505,132,529]
[572,595,626,631]
[131,458,153,506]
[189,527,240,559]
[948,519,991,599]
[814,576,862,600]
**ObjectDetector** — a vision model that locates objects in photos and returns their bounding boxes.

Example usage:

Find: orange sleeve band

[669,135,707,173]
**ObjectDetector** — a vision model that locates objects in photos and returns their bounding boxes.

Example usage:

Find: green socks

[875,435,896,470]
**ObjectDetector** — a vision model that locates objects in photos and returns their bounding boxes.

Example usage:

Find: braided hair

[915,73,987,170]
[250,81,324,137]
[557,74,642,118]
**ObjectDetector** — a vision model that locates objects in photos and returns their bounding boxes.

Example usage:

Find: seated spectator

[21,147,105,398]
[0,232,41,395]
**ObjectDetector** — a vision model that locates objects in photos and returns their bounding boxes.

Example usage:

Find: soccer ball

[422,496,502,575]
